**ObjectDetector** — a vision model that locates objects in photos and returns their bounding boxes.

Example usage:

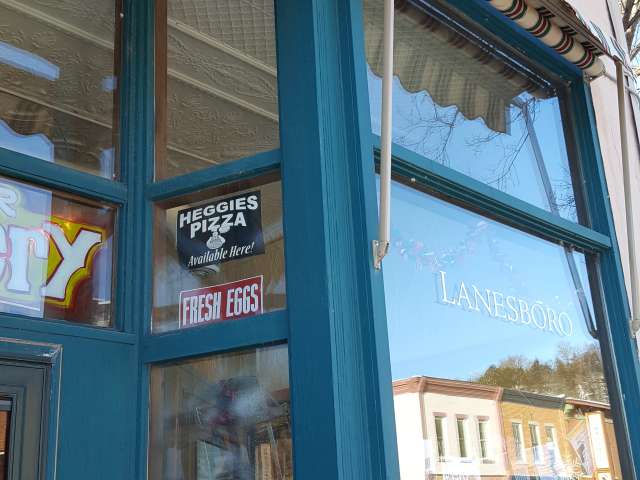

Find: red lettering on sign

[178,275,263,328]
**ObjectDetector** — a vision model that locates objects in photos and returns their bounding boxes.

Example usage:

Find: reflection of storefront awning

[364,0,553,134]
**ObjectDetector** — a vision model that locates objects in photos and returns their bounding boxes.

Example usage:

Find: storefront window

[363,0,584,223]
[386,180,622,479]
[155,0,279,179]
[152,174,285,333]
[0,0,120,178]
[148,344,293,479]
[0,177,115,326]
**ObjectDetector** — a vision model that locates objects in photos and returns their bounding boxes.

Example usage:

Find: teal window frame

[349,0,640,478]
[0,0,636,478]
[0,1,130,337]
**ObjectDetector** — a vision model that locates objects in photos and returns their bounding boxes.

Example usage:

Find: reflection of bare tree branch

[392,91,578,218]
[395,93,533,188]
[554,165,578,221]
[468,97,534,191]
[620,0,640,68]
[483,134,529,189]
[395,94,460,167]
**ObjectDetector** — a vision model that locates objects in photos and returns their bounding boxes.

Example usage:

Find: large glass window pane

[156,0,279,179]
[152,174,285,333]
[0,0,120,178]
[0,177,115,326]
[386,180,623,479]
[149,344,293,479]
[363,0,585,223]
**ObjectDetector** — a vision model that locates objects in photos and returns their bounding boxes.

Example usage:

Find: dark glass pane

[386,180,623,479]
[0,0,120,178]
[364,0,583,223]
[148,345,293,479]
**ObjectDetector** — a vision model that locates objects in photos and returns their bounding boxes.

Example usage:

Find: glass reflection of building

[500,390,575,479]
[362,2,634,479]
[393,377,622,480]
[393,377,507,480]
[0,0,638,478]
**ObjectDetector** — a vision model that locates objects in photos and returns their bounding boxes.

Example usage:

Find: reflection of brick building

[500,390,576,479]
[565,399,621,480]
[393,377,622,480]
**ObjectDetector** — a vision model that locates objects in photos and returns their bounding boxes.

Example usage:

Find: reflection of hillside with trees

[473,343,608,404]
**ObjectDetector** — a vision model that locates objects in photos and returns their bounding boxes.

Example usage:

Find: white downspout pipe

[373,0,394,270]
[616,60,640,336]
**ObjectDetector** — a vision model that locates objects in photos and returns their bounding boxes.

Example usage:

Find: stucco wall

[421,391,508,477]
[393,391,508,478]
[394,392,427,479]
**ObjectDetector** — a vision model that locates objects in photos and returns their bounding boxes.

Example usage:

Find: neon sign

[0,183,106,313]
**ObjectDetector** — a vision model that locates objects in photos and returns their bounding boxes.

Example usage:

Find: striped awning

[486,0,607,78]
[364,0,553,133]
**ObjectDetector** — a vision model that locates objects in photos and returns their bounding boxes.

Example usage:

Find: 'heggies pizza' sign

[176,191,265,270]
[179,276,263,328]
[0,182,106,313]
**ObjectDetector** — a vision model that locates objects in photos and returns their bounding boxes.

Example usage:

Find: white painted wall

[422,391,507,478]
[566,0,640,351]
[394,392,427,479]
[393,389,507,479]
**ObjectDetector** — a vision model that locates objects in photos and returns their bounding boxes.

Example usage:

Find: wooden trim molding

[154,0,168,179]
[393,376,501,400]
[501,388,565,409]
[565,397,611,411]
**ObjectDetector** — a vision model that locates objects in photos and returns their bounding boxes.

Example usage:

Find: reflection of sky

[368,68,579,222]
[383,181,598,382]
[0,41,59,80]
[0,120,53,162]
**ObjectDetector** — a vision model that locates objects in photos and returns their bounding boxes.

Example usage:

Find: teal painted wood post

[123,0,155,477]
[277,0,398,478]
[574,82,640,480]
[348,0,402,477]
